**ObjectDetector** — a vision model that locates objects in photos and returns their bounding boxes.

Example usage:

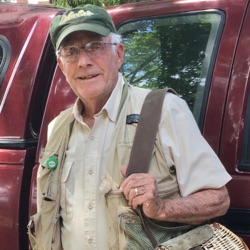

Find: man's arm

[143,186,230,224]
[120,168,230,225]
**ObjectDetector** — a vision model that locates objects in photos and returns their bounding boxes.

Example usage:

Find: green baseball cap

[50,5,117,50]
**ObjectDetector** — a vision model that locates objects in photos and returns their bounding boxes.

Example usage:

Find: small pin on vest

[46,156,58,171]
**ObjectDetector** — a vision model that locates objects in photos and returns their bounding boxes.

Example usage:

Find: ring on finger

[134,187,139,196]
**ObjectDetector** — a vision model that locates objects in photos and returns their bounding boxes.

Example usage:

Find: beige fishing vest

[28,83,181,250]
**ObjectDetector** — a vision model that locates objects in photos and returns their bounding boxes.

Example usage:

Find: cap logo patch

[60,10,94,24]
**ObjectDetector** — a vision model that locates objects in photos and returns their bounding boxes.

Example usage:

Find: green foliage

[120,16,212,112]
[53,0,120,8]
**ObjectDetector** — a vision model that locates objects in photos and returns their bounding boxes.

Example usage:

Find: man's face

[57,31,124,104]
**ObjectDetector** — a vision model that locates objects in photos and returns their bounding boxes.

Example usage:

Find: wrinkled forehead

[60,31,107,47]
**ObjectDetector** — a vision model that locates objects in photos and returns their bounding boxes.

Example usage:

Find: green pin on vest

[46,156,58,171]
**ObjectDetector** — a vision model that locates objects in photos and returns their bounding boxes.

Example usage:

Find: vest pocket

[27,213,41,249]
[40,199,58,248]
[117,144,132,167]
[60,161,74,221]
[28,199,61,250]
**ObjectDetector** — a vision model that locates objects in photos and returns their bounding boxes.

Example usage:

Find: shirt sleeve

[159,93,232,197]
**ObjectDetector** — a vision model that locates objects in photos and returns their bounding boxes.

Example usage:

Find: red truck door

[0,4,61,250]
[219,2,250,245]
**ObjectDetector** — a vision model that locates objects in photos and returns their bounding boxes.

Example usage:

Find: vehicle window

[238,93,250,172]
[118,11,224,128]
[0,36,11,113]
[0,47,3,64]
[0,35,11,89]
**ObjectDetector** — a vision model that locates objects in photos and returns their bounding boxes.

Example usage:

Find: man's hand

[120,165,163,218]
[120,165,230,224]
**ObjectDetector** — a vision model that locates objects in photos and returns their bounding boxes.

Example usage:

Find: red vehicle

[0,0,250,249]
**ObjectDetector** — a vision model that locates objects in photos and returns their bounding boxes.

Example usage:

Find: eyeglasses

[56,41,118,62]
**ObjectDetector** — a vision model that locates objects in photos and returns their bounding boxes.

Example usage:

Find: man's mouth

[78,74,99,80]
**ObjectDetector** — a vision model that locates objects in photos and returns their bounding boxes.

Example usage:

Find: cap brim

[56,23,110,50]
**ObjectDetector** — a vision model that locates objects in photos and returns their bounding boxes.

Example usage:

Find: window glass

[118,12,224,127]
[0,46,3,65]
[0,35,11,88]
[238,93,250,171]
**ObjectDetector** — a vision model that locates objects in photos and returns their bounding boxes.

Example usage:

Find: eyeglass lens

[60,41,116,62]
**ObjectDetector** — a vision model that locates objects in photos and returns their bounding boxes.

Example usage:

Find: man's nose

[77,49,93,65]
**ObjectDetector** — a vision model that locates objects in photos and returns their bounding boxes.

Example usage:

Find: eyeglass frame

[56,41,118,62]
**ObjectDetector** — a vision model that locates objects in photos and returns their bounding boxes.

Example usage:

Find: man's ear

[116,43,124,70]
[57,57,65,74]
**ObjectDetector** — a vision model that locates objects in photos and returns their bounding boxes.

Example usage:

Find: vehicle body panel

[0,4,62,249]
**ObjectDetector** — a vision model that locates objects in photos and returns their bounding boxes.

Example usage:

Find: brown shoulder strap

[126,87,174,177]
[126,87,176,248]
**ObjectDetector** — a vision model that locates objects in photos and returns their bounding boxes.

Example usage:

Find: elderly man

[28,4,231,250]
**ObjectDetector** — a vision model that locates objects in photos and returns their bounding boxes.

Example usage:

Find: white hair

[109,32,122,43]
[108,32,122,52]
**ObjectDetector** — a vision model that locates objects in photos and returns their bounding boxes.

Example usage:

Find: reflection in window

[0,36,11,88]
[0,47,3,65]
[239,93,250,171]
[119,12,223,127]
